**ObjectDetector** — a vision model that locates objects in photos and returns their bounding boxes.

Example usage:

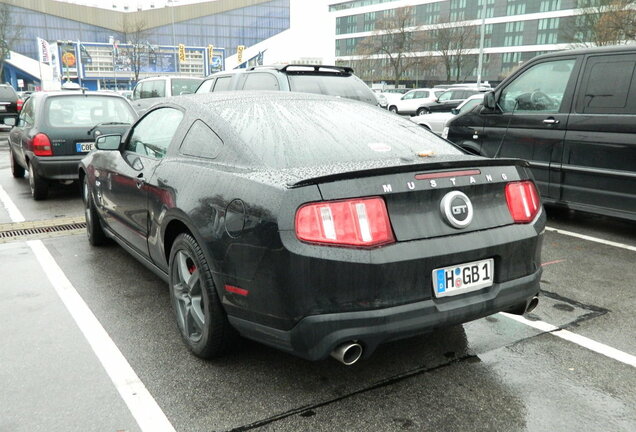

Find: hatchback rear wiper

[87,122,131,135]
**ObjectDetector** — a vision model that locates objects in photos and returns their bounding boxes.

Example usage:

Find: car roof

[531,44,636,61]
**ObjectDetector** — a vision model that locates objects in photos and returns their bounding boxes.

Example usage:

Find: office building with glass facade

[1,0,290,90]
[329,0,595,85]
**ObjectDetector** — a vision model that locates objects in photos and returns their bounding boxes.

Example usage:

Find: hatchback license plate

[76,142,94,153]
[433,258,494,298]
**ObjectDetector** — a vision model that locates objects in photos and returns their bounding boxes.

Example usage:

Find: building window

[506,0,527,16]
[540,0,561,12]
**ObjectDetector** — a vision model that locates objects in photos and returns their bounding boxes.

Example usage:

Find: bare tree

[0,4,23,82]
[120,17,151,82]
[435,20,478,82]
[355,7,435,86]
[562,0,636,46]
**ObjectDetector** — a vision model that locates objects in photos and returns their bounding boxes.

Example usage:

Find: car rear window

[215,97,461,169]
[0,86,17,99]
[172,79,202,96]
[45,95,136,127]
[287,74,377,105]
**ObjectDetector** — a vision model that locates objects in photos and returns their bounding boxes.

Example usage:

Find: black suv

[0,84,19,125]
[195,64,378,106]
[444,45,636,221]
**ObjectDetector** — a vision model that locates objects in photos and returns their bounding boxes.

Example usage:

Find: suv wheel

[388,106,398,114]
[28,162,48,200]
[10,150,25,178]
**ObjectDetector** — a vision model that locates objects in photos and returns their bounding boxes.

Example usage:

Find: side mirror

[4,117,16,126]
[483,91,496,110]
[95,134,122,151]
[451,108,459,115]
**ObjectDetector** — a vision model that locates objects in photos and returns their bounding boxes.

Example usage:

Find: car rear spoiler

[287,158,530,188]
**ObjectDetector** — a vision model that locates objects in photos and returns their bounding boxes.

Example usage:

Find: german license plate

[76,142,94,153]
[433,258,494,298]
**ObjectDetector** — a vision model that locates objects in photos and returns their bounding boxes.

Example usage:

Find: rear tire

[169,233,234,358]
[82,175,107,246]
[388,106,398,114]
[10,150,25,178]
[416,107,430,116]
[28,162,48,200]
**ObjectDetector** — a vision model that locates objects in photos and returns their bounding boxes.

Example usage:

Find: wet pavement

[1,131,635,431]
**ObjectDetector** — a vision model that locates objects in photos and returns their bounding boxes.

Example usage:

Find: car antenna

[493,99,518,158]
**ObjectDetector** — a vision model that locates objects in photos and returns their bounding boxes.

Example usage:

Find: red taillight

[505,181,541,223]
[295,197,395,247]
[33,133,53,157]
[17,99,23,112]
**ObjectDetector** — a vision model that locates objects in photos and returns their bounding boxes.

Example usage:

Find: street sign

[237,45,245,64]
[178,44,185,63]
[208,44,214,63]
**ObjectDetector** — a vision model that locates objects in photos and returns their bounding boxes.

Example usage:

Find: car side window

[126,108,183,159]
[438,91,453,102]
[197,79,215,93]
[576,54,636,114]
[133,83,142,100]
[151,80,166,97]
[179,120,224,159]
[242,73,280,91]
[499,59,576,113]
[402,92,414,100]
[19,98,35,126]
[213,76,232,91]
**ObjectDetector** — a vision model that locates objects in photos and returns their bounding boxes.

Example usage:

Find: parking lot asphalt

[0,131,635,431]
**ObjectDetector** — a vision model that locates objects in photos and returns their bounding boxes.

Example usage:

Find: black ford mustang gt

[79,91,544,365]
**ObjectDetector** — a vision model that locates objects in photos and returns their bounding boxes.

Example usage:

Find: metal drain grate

[0,217,87,243]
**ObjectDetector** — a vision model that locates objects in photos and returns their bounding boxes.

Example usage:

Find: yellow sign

[178,44,186,63]
[237,45,245,64]
[208,44,214,63]
[62,52,76,67]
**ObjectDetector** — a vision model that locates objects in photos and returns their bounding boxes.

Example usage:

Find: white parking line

[502,313,636,368]
[546,226,636,252]
[0,185,175,432]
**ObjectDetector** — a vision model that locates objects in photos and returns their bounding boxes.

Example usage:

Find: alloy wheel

[172,250,206,342]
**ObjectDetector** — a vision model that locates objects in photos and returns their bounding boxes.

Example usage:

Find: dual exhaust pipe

[331,296,539,365]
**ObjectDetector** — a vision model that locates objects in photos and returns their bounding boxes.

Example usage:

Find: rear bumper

[31,155,84,180]
[228,267,541,361]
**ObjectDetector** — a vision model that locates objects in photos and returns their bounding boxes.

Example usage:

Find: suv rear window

[288,74,376,105]
[46,96,136,127]
[172,79,202,96]
[0,86,17,100]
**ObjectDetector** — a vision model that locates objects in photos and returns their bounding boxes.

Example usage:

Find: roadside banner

[37,37,51,64]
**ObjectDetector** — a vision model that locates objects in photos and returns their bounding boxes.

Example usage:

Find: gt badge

[440,191,473,229]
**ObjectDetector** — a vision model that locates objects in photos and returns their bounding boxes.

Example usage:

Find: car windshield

[215,97,461,169]
[45,95,135,127]
[287,74,377,105]
[172,79,202,95]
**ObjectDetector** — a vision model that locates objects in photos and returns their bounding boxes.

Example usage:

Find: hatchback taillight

[505,181,541,223]
[295,197,395,247]
[33,133,53,157]
[17,99,23,112]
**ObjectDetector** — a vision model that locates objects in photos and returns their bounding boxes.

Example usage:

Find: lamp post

[168,0,178,75]
[476,0,487,86]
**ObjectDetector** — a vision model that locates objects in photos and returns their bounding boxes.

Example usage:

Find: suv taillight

[33,133,53,157]
[17,98,23,112]
[505,181,540,223]
[295,197,395,247]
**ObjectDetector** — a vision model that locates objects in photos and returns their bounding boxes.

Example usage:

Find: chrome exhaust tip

[525,296,539,314]
[331,342,363,366]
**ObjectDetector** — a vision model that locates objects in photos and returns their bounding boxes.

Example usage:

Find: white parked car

[388,88,444,115]
[410,94,484,135]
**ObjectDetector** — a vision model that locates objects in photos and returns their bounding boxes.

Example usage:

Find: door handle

[543,117,560,125]
[136,173,145,189]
